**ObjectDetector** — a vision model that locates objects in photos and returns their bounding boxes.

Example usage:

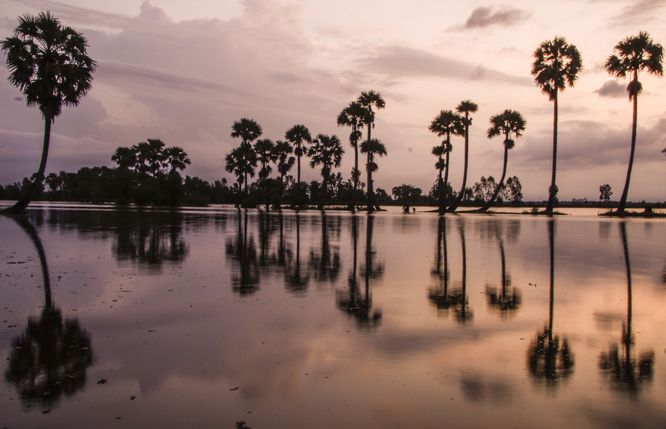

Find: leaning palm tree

[605,32,663,215]
[360,138,387,212]
[449,100,479,212]
[337,101,366,211]
[273,140,295,208]
[2,12,96,213]
[285,124,312,185]
[309,134,344,210]
[532,37,582,215]
[357,91,386,212]
[429,110,464,213]
[480,110,526,212]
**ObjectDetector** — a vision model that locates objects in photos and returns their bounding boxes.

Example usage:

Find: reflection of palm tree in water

[486,223,521,315]
[309,212,341,283]
[599,222,654,396]
[285,213,309,293]
[113,211,188,269]
[337,215,382,327]
[339,216,382,327]
[5,215,93,409]
[527,220,574,387]
[225,210,259,295]
[428,217,472,323]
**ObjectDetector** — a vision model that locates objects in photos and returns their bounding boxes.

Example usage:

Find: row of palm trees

[1,11,662,215]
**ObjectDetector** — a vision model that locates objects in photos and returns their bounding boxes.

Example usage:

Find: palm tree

[360,138,387,212]
[254,138,276,211]
[230,118,261,205]
[357,91,386,212]
[429,110,464,213]
[605,32,663,215]
[309,134,344,210]
[449,100,479,212]
[273,140,295,208]
[224,145,256,208]
[337,101,366,211]
[480,110,526,212]
[532,37,582,215]
[2,12,96,213]
[285,124,312,186]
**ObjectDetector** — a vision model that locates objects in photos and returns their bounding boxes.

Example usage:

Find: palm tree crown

[231,118,262,145]
[532,37,582,100]
[429,110,464,137]
[605,32,663,99]
[360,138,387,173]
[488,110,527,148]
[456,100,479,125]
[273,140,295,177]
[309,134,344,174]
[253,138,276,180]
[2,11,96,119]
[285,124,312,158]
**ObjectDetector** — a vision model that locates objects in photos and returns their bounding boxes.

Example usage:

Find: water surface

[1,207,665,428]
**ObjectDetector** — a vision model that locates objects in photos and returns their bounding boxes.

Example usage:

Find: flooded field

[1,207,665,428]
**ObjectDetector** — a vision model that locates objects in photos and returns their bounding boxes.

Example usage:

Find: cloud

[606,0,666,25]
[594,80,626,98]
[357,45,531,86]
[458,6,530,30]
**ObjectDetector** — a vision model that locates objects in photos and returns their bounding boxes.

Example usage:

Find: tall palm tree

[532,37,582,215]
[254,138,276,211]
[605,32,663,215]
[431,143,450,213]
[309,134,344,210]
[230,118,261,205]
[2,12,96,213]
[285,124,312,185]
[337,101,366,211]
[273,140,295,208]
[429,110,464,213]
[450,100,479,212]
[357,90,386,212]
[360,138,387,212]
[480,110,526,212]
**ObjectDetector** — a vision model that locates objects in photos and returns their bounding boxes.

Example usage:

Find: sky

[0,0,665,201]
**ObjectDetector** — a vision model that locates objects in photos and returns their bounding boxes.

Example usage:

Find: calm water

[0,207,665,429]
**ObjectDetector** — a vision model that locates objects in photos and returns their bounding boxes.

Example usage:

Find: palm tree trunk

[320,174,327,211]
[546,93,559,215]
[15,216,53,309]
[459,222,468,321]
[442,216,449,296]
[450,118,470,212]
[499,239,507,300]
[437,157,444,214]
[480,144,509,212]
[617,81,638,215]
[279,172,285,210]
[243,171,248,207]
[353,130,359,213]
[443,141,451,212]
[297,149,301,185]
[366,123,374,213]
[4,115,52,213]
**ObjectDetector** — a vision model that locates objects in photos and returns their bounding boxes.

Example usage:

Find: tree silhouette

[358,215,383,327]
[309,134,344,210]
[360,138,387,212]
[273,140,295,209]
[532,37,582,215]
[598,222,654,396]
[479,110,526,212]
[2,12,96,213]
[449,100,479,212]
[605,32,663,215]
[337,101,366,211]
[228,118,261,207]
[527,220,574,387]
[254,138,276,211]
[357,91,386,212]
[285,124,312,202]
[429,110,464,213]
[455,219,473,324]
[5,215,93,409]
[428,216,458,311]
[309,212,341,283]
